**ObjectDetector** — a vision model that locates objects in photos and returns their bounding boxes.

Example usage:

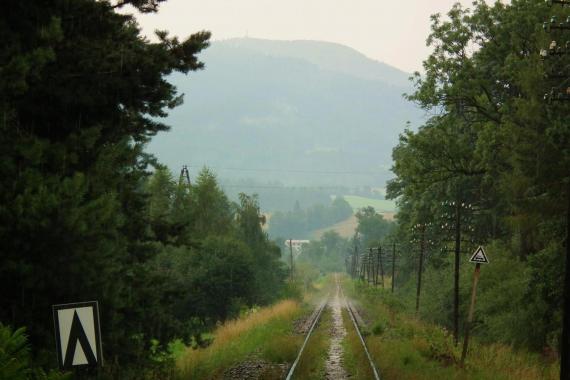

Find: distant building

[285,239,310,257]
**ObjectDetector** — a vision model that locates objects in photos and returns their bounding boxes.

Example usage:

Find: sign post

[460,246,489,366]
[53,301,103,370]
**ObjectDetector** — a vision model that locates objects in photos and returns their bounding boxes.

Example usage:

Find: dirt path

[324,281,349,380]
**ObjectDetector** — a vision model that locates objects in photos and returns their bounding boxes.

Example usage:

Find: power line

[219,185,378,190]
[185,164,386,176]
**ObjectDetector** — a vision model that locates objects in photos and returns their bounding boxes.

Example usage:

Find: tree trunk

[561,185,570,380]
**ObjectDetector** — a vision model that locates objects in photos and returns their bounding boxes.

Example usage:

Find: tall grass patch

[177,300,302,379]
[344,278,559,380]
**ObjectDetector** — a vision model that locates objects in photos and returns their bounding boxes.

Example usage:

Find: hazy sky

[133,0,480,73]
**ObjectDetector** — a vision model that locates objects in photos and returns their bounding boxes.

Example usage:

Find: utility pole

[179,165,191,186]
[414,223,427,315]
[441,200,474,346]
[378,246,385,289]
[289,239,294,281]
[541,4,570,378]
[374,247,379,287]
[352,233,359,279]
[367,249,372,285]
[461,263,481,366]
[361,253,365,282]
[391,241,396,293]
[352,245,358,279]
[461,246,489,366]
[564,186,570,380]
[453,201,461,346]
[372,248,376,286]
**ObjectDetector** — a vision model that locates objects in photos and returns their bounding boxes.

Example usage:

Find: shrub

[0,323,69,380]
[372,321,386,336]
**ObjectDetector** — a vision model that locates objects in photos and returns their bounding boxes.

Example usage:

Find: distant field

[312,215,359,240]
[343,195,397,212]
[311,209,395,240]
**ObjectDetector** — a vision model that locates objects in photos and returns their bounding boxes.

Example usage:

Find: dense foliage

[355,206,394,247]
[0,324,69,380]
[0,1,285,378]
[386,0,569,354]
[296,231,351,273]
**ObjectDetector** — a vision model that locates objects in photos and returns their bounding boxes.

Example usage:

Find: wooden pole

[374,248,379,286]
[360,253,365,282]
[461,263,481,366]
[367,249,372,285]
[374,248,380,286]
[374,248,378,286]
[391,241,396,293]
[379,246,385,289]
[561,183,570,380]
[454,202,461,346]
[416,225,425,315]
[352,245,357,278]
[289,239,293,281]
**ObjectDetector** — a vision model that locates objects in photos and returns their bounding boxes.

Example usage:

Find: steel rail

[339,283,382,380]
[285,296,328,380]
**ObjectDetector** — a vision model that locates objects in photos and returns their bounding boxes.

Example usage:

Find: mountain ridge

[147,38,423,189]
[214,37,411,87]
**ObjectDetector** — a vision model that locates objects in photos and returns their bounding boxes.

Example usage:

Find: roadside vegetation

[176,273,333,379]
[345,279,559,380]
[177,300,302,379]
[379,0,569,369]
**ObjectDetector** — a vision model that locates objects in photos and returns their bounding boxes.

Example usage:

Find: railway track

[285,275,381,380]
[285,296,328,380]
[340,284,381,380]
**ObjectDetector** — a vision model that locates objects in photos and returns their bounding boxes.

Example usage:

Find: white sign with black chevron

[52,301,103,369]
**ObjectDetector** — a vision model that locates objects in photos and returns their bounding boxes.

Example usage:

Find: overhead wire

[185,164,387,176]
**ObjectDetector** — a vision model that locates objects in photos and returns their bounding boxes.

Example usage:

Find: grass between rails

[341,308,375,380]
[176,300,303,379]
[344,278,559,380]
[292,306,332,380]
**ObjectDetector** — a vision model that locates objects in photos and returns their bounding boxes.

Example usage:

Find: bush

[0,323,69,380]
[420,326,458,365]
[280,281,303,301]
[372,321,386,336]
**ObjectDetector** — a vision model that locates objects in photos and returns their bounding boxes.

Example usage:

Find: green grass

[343,195,397,213]
[177,300,303,379]
[343,278,559,380]
[176,276,336,380]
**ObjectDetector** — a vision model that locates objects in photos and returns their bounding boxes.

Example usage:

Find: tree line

[0,1,286,378]
[385,0,569,361]
[268,196,354,239]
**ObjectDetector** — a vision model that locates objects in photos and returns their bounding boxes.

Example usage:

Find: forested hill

[147,38,423,187]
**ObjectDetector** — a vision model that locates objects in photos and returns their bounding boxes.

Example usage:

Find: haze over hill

[148,38,423,191]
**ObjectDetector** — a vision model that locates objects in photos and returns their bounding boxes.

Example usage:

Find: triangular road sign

[469,246,489,264]
[53,301,103,370]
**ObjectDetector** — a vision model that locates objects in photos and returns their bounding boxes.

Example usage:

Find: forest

[380,0,569,365]
[0,1,286,378]
[1,0,569,379]
[267,196,353,239]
